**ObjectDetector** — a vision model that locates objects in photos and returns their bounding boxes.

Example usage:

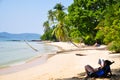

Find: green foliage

[96,1,120,44]
[69,28,82,43]
[95,0,120,53]
[41,3,68,42]
[84,35,95,45]
[48,3,69,41]
[52,22,68,41]
[40,29,57,41]
[108,41,120,53]
[41,0,120,49]
[95,30,104,43]
[43,21,50,32]
[68,0,106,44]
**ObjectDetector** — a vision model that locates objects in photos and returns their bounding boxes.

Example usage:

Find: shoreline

[0,53,57,75]
[0,41,59,75]
[0,54,45,75]
[0,42,78,74]
[0,42,120,80]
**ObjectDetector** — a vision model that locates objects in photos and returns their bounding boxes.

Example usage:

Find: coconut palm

[43,21,50,32]
[52,3,68,41]
[48,10,55,24]
[42,3,79,47]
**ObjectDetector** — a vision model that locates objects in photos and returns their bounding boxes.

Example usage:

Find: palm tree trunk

[69,40,80,48]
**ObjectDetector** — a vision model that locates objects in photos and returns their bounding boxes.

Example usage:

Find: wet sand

[0,53,56,75]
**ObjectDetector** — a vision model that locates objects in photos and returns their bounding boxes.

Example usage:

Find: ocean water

[0,41,59,68]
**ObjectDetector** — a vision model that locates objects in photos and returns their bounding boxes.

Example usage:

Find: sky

[0,0,73,35]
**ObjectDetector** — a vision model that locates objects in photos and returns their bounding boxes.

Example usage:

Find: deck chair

[89,60,114,78]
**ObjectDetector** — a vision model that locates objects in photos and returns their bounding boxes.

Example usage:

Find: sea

[0,41,59,68]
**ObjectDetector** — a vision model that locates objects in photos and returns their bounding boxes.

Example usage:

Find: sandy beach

[0,42,120,80]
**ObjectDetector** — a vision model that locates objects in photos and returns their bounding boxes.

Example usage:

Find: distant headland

[0,32,41,41]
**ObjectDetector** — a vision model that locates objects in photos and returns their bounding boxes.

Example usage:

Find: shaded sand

[0,42,120,80]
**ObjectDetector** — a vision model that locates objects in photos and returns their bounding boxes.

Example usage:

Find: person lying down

[85,59,114,78]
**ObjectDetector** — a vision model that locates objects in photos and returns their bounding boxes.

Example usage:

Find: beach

[0,42,120,80]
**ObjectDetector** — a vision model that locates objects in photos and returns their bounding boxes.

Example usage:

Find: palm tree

[52,3,68,41]
[43,21,50,32]
[54,3,65,11]
[48,10,55,24]
[42,3,80,47]
[52,21,67,41]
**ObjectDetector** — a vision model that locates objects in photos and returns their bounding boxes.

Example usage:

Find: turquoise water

[0,41,58,68]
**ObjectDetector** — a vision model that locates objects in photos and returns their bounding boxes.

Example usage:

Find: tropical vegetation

[41,0,120,52]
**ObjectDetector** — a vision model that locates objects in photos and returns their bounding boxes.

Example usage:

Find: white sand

[0,42,120,80]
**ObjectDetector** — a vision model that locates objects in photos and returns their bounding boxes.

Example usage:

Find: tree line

[41,0,120,52]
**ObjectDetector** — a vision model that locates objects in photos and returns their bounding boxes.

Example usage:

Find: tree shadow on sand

[55,69,120,80]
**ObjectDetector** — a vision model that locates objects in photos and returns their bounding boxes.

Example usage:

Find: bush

[108,41,120,53]
[84,35,95,45]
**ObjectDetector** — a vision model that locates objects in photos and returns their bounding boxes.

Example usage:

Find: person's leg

[85,65,95,76]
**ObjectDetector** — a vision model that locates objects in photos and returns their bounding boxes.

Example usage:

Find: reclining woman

[85,59,114,78]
